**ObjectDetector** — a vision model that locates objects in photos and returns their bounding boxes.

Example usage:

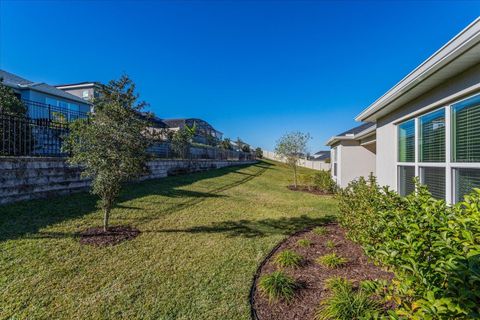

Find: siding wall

[0,157,256,205]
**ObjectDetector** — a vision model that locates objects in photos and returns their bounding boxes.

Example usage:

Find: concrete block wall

[0,157,256,205]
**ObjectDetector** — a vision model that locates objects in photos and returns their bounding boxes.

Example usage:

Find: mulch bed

[251,224,394,320]
[287,185,333,196]
[79,225,140,246]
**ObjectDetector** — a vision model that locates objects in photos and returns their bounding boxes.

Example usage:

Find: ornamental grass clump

[296,239,312,247]
[325,240,336,249]
[316,253,348,269]
[312,226,327,236]
[315,277,381,320]
[258,271,297,303]
[274,250,303,268]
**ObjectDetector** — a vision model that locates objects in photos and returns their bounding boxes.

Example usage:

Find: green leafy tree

[171,124,196,158]
[255,147,263,159]
[0,80,27,116]
[275,131,311,187]
[241,144,250,153]
[0,80,34,155]
[64,75,150,232]
[235,137,244,151]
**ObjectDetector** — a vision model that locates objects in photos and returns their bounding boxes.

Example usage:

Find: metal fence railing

[0,112,70,157]
[0,111,256,160]
[23,99,89,122]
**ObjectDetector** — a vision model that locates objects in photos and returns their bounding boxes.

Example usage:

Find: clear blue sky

[1,1,479,151]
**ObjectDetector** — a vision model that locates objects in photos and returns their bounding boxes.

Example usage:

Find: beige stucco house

[326,122,376,188]
[330,17,480,203]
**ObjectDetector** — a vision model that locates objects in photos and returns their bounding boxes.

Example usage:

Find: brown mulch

[287,185,333,196]
[251,224,394,320]
[79,225,140,246]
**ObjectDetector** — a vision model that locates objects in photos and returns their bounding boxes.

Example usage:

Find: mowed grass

[0,160,337,320]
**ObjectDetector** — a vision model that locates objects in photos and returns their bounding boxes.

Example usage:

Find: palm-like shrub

[258,271,297,303]
[274,250,303,268]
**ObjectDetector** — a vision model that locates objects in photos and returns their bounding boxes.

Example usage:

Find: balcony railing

[23,99,89,122]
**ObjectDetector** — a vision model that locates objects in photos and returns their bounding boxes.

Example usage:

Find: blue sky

[1,1,479,152]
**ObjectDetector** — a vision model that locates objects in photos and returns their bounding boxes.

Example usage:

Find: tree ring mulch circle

[249,224,394,320]
[287,185,333,196]
[79,225,140,247]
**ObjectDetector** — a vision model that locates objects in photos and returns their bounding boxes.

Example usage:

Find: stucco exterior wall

[376,63,480,189]
[331,140,376,188]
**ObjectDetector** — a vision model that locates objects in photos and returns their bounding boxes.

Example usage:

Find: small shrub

[258,271,297,303]
[313,170,336,193]
[296,239,312,247]
[298,173,315,190]
[315,278,381,320]
[325,240,336,249]
[312,226,327,235]
[316,253,348,268]
[274,250,303,268]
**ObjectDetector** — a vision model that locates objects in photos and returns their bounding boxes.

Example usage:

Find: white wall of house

[331,140,376,188]
[376,63,480,190]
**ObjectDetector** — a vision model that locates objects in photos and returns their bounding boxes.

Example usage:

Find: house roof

[325,122,376,146]
[0,70,91,105]
[55,82,101,89]
[356,17,480,122]
[313,150,331,161]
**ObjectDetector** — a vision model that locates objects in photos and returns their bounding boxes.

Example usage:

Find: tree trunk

[103,207,110,232]
[293,166,298,188]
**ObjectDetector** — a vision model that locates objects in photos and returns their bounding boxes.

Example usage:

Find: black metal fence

[0,111,255,160]
[0,112,70,157]
[23,99,89,122]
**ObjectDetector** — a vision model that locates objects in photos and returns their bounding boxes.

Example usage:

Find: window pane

[421,167,445,199]
[452,94,480,162]
[419,109,445,162]
[454,168,480,203]
[398,166,415,196]
[398,120,415,162]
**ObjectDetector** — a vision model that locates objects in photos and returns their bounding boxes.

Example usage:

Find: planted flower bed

[251,224,394,320]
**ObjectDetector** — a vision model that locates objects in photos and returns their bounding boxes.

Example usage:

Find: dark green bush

[337,176,480,319]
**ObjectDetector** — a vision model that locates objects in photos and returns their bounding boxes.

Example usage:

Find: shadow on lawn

[145,214,336,238]
[0,161,270,242]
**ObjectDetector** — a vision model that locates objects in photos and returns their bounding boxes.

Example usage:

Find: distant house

[163,118,223,145]
[1,70,91,121]
[55,82,102,102]
[311,150,331,162]
[326,122,376,188]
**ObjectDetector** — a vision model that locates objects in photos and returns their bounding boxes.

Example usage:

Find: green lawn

[0,160,337,320]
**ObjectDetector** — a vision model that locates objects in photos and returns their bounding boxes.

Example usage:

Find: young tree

[64,75,150,232]
[275,132,311,188]
[171,124,195,158]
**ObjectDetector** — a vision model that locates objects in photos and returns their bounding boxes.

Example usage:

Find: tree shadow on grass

[0,162,270,242]
[144,214,337,238]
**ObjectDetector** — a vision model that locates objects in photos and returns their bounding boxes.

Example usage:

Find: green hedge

[337,176,480,319]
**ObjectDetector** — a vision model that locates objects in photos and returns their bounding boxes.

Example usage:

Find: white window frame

[395,92,480,204]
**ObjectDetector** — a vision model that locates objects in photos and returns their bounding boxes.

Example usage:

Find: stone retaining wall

[0,157,256,205]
